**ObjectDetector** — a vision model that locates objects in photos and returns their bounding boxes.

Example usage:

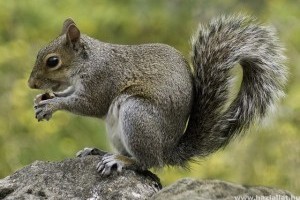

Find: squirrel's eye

[46,56,60,68]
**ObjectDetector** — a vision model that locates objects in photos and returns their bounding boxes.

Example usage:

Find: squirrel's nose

[28,77,40,89]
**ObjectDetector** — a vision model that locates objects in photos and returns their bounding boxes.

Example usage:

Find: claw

[96,154,135,176]
[96,162,104,172]
[35,108,43,115]
[76,148,94,157]
[45,114,52,121]
[101,165,112,176]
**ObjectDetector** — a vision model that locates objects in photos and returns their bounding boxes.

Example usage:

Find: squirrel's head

[28,18,84,92]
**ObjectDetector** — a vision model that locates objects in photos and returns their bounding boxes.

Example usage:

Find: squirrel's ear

[66,23,81,45]
[61,18,75,35]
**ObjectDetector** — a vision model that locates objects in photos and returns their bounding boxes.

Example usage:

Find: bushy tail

[170,15,287,165]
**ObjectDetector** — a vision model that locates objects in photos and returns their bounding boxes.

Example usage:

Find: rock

[0,156,161,200]
[150,178,297,200]
[0,157,297,200]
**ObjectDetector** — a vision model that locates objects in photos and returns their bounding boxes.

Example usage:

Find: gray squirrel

[28,15,287,175]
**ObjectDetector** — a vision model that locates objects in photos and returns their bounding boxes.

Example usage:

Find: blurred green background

[0,0,299,195]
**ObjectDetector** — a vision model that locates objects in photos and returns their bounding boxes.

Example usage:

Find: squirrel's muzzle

[28,77,41,89]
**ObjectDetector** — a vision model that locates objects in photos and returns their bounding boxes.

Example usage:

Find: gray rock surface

[0,156,161,200]
[151,178,297,200]
[0,157,297,200]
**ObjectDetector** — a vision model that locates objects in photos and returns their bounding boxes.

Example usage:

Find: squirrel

[28,15,287,176]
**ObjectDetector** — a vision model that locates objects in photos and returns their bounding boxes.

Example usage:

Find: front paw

[34,98,59,121]
[76,147,107,157]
